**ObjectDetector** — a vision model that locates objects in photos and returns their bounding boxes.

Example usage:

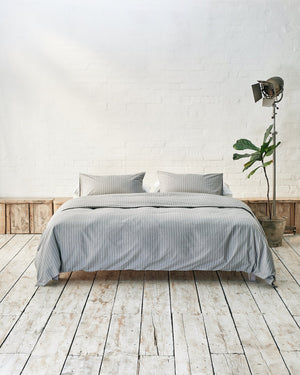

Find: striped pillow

[157,171,223,195]
[79,172,145,196]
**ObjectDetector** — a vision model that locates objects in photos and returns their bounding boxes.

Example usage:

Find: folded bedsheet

[35,193,275,286]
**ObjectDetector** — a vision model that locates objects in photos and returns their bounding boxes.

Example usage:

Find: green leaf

[263,125,273,143]
[264,142,281,156]
[262,160,273,168]
[233,153,253,160]
[233,139,260,152]
[247,166,261,178]
[243,159,257,171]
[250,152,262,162]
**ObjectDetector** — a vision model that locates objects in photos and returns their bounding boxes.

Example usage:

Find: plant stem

[262,162,272,219]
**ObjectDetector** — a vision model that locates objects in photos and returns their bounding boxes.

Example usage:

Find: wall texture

[0,0,299,198]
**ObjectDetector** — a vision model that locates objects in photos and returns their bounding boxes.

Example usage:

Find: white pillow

[151,181,233,196]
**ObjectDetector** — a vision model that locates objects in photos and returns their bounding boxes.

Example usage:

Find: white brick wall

[0,0,299,198]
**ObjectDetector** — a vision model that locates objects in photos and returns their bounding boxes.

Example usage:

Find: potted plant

[233,124,286,247]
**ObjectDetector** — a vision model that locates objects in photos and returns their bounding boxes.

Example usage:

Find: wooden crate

[0,203,5,234]
[241,198,300,234]
[53,197,72,213]
[0,199,53,234]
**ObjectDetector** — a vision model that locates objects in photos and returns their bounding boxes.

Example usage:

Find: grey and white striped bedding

[35,193,275,286]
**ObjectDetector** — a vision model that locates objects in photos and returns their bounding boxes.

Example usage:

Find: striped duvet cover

[35,193,275,286]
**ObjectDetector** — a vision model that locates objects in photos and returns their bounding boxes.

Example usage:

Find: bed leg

[248,273,256,282]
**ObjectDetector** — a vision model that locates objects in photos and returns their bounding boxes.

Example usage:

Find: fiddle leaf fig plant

[233,124,280,219]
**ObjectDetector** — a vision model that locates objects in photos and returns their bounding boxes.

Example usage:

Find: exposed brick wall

[0,1,299,198]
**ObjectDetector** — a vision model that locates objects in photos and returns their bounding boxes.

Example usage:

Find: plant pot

[258,216,286,247]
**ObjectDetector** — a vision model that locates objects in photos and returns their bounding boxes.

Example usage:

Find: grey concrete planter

[259,217,287,247]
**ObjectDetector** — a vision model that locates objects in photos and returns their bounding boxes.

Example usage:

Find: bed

[35,192,275,286]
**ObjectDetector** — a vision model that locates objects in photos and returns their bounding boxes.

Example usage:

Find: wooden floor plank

[212,353,251,375]
[0,235,40,301]
[113,270,144,315]
[169,271,200,314]
[0,264,39,346]
[143,271,170,315]
[285,236,300,257]
[272,240,300,284]
[140,313,173,356]
[105,314,141,355]
[219,271,290,375]
[271,250,300,316]
[140,271,173,356]
[173,312,213,375]
[68,271,119,357]
[195,271,243,354]
[0,234,14,249]
[139,356,175,375]
[0,235,33,271]
[0,274,69,355]
[0,353,28,374]
[100,353,137,375]
[281,351,300,375]
[21,271,95,375]
[62,355,101,375]
[246,273,300,352]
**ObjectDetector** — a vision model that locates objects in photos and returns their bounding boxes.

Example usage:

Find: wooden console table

[0,197,299,234]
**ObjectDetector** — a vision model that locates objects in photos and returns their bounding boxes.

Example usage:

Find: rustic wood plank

[273,202,292,227]
[0,315,19,347]
[0,353,28,374]
[281,351,300,374]
[195,271,243,354]
[271,250,300,316]
[113,270,144,315]
[5,204,11,234]
[21,313,80,375]
[212,353,251,375]
[143,271,170,314]
[68,271,119,357]
[219,271,290,374]
[273,240,300,284]
[100,353,137,375]
[9,203,30,234]
[173,312,213,374]
[140,271,173,356]
[54,271,96,314]
[30,202,53,233]
[285,235,300,257]
[248,202,267,218]
[105,314,141,355]
[295,203,300,234]
[139,356,175,375]
[53,197,72,213]
[0,234,33,272]
[0,235,40,300]
[246,274,300,352]
[0,204,5,234]
[21,271,95,375]
[0,234,14,249]
[140,313,173,356]
[0,270,69,372]
[169,271,200,314]
[62,355,101,375]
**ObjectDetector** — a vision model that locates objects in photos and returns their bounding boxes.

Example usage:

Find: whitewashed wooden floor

[0,235,299,375]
